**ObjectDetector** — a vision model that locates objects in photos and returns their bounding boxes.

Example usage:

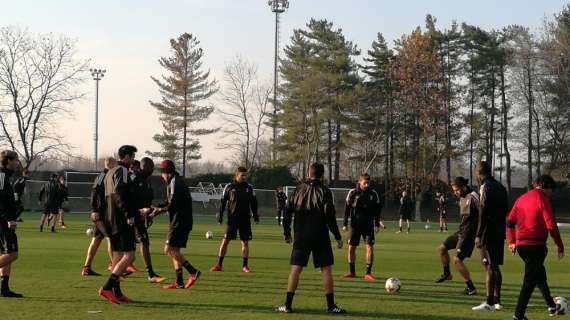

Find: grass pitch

[2,212,569,320]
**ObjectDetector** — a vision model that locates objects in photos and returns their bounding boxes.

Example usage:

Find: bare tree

[0,27,88,168]
[218,56,271,169]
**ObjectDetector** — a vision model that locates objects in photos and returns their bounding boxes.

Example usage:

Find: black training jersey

[283,179,342,244]
[343,186,381,229]
[91,170,107,214]
[399,195,414,215]
[477,176,509,244]
[130,171,154,214]
[163,174,193,230]
[458,190,479,240]
[39,178,60,207]
[0,168,18,221]
[12,176,27,202]
[276,191,287,209]
[219,181,259,224]
[103,162,136,235]
[57,183,69,206]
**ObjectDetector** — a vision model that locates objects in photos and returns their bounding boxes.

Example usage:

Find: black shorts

[0,222,18,254]
[482,240,505,266]
[439,211,447,219]
[224,221,252,241]
[43,205,59,215]
[400,212,412,220]
[134,220,150,245]
[442,233,475,260]
[109,227,136,252]
[348,227,375,246]
[290,240,334,268]
[166,228,190,248]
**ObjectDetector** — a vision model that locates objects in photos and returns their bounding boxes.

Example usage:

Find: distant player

[129,158,164,283]
[82,157,116,277]
[275,186,287,225]
[435,177,478,296]
[342,173,381,281]
[38,174,60,232]
[276,163,345,314]
[435,192,448,232]
[152,160,200,289]
[210,166,259,273]
[12,169,29,222]
[0,151,23,298]
[397,191,413,233]
[472,161,509,311]
[56,175,69,229]
[97,145,138,304]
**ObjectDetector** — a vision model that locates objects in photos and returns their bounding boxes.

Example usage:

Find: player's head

[451,176,469,198]
[475,161,492,183]
[276,186,283,192]
[160,159,176,182]
[140,157,155,178]
[235,166,248,183]
[130,160,141,173]
[402,190,407,197]
[51,173,59,180]
[533,174,556,196]
[308,162,324,181]
[104,157,117,170]
[117,145,137,165]
[58,175,66,183]
[358,173,371,191]
[0,150,18,171]
[22,168,29,177]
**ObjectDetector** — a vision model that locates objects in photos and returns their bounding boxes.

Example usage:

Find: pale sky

[0,0,566,163]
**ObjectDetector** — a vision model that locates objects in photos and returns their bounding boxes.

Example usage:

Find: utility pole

[90,68,106,171]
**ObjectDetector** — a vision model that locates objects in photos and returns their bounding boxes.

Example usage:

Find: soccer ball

[385,277,401,294]
[555,297,568,314]
[205,231,214,239]
[424,224,430,230]
[86,227,96,238]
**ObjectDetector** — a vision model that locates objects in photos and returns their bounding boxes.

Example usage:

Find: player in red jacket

[507,174,565,319]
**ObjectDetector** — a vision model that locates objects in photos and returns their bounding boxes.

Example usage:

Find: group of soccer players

[0,146,567,319]
[38,173,69,232]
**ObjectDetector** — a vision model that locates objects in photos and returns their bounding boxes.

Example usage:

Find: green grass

[2,212,570,320]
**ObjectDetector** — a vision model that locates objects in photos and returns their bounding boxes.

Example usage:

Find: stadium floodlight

[90,68,106,171]
[267,0,289,164]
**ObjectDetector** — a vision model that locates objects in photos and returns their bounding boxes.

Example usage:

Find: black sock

[443,265,450,275]
[146,266,156,277]
[486,295,494,305]
[102,273,119,291]
[175,268,184,286]
[366,263,372,275]
[285,291,295,309]
[326,293,335,309]
[1,276,9,293]
[466,280,475,290]
[218,256,224,266]
[243,257,248,267]
[183,261,197,274]
[399,226,402,232]
[494,296,500,305]
[113,280,123,297]
[349,262,355,274]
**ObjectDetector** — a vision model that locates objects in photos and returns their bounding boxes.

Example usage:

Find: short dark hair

[132,160,141,168]
[476,161,492,177]
[359,173,371,181]
[0,150,18,167]
[309,163,324,180]
[534,174,557,190]
[451,176,469,188]
[236,166,248,173]
[141,157,154,169]
[118,145,138,159]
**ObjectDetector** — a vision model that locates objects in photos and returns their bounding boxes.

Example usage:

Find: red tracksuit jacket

[507,188,564,250]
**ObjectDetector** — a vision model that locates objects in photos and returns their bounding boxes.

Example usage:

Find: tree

[148,33,218,177]
[0,27,89,169]
[218,55,272,169]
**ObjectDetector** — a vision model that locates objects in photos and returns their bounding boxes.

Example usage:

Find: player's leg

[406,219,410,233]
[436,234,457,282]
[276,265,303,312]
[82,236,103,276]
[163,245,185,288]
[241,240,250,272]
[473,249,495,311]
[212,223,236,271]
[364,243,375,280]
[513,246,542,319]
[344,228,358,277]
[321,266,345,313]
[39,213,48,232]
[397,217,403,233]
[0,252,21,298]
[454,256,476,295]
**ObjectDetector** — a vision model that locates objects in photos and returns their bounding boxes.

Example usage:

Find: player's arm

[38,184,45,202]
[541,195,564,256]
[343,190,353,228]
[0,175,17,221]
[113,168,135,221]
[325,189,342,242]
[476,184,490,245]
[250,187,259,223]
[372,190,381,228]
[218,185,230,224]
[506,199,518,251]
[282,188,296,241]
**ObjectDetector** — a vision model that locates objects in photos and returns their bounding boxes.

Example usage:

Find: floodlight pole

[90,68,106,171]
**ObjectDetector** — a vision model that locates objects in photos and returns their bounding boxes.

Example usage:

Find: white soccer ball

[385,277,401,294]
[205,231,214,239]
[555,297,568,314]
[424,224,430,230]
[86,227,96,238]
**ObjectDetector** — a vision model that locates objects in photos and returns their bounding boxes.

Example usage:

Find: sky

[0,0,566,164]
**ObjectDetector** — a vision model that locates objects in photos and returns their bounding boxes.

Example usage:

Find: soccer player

[508,175,565,319]
[82,157,116,277]
[472,161,509,311]
[0,151,22,298]
[12,169,29,223]
[275,186,287,225]
[129,158,164,283]
[342,173,381,281]
[397,191,413,233]
[435,177,478,296]
[210,166,259,273]
[435,192,448,232]
[276,163,345,314]
[152,160,200,289]
[38,174,60,232]
[97,145,138,304]
[56,175,69,229]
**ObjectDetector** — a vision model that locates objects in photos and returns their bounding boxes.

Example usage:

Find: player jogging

[397,191,413,233]
[275,186,287,225]
[38,174,60,233]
